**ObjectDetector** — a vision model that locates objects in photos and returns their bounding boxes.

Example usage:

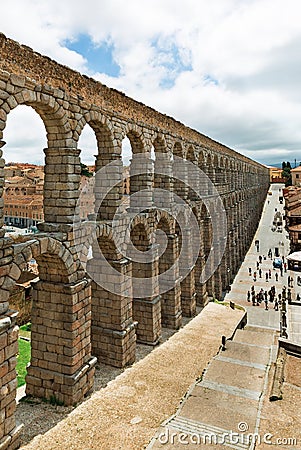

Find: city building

[267,165,285,183]
[3,164,44,228]
[283,186,301,252]
[291,165,301,186]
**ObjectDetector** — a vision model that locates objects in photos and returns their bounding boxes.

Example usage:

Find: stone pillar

[88,256,136,368]
[159,234,182,329]
[132,245,161,344]
[179,227,196,316]
[173,157,188,201]
[194,219,208,306]
[207,165,215,195]
[26,279,96,406]
[154,153,174,207]
[43,148,81,224]
[203,214,215,297]
[130,153,153,211]
[94,152,122,220]
[0,141,22,449]
[0,313,22,450]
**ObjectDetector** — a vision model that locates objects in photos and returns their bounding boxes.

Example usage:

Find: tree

[80,162,93,178]
[282,163,292,187]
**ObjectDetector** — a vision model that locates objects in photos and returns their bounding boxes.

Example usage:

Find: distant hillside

[265,161,301,168]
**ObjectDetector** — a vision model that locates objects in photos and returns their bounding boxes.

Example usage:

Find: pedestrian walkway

[149,326,277,449]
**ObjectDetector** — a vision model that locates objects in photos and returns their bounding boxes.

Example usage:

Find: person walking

[274,299,279,311]
[269,269,271,279]
[259,268,262,278]
[259,255,262,264]
[284,262,287,273]
[265,272,269,282]
[248,267,252,276]
[247,291,251,302]
[264,297,269,310]
[253,271,257,282]
[257,261,260,270]
[275,272,278,282]
[280,266,283,276]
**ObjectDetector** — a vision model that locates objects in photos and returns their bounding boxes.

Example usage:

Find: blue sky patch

[151,38,192,89]
[64,34,120,76]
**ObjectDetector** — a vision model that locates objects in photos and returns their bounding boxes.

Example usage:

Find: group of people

[246,249,299,310]
[247,285,282,310]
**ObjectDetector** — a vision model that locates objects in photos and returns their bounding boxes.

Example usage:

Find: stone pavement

[21,302,245,450]
[149,326,277,449]
[149,184,301,450]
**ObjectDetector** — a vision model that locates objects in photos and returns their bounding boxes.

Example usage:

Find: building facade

[291,165,301,186]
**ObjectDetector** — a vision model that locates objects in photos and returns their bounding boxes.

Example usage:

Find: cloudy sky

[1,0,301,167]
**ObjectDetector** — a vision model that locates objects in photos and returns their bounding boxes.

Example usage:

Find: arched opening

[78,124,97,221]
[121,137,132,209]
[173,142,187,201]
[153,136,172,209]
[125,130,153,212]
[3,106,46,231]
[78,118,118,221]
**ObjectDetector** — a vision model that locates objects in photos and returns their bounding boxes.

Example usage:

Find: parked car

[273,257,282,268]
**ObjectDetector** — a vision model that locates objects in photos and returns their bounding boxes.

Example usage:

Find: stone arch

[0,90,71,146]
[122,123,147,154]
[152,135,173,206]
[77,111,115,156]
[9,236,75,286]
[122,124,153,210]
[186,144,196,163]
[173,141,184,158]
[152,133,167,154]
[198,149,205,168]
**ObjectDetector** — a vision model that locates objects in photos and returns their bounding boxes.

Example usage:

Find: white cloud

[1,0,301,167]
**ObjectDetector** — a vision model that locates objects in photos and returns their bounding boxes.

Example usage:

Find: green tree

[80,162,93,178]
[282,164,292,187]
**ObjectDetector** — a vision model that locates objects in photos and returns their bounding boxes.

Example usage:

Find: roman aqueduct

[0,33,269,449]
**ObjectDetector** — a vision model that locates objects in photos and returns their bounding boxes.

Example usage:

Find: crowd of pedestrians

[246,244,298,313]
